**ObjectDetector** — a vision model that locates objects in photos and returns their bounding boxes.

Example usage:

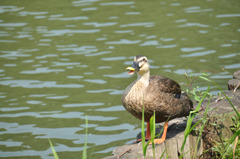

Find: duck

[122,55,193,144]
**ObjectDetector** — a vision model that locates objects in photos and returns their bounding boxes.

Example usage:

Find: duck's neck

[137,70,150,87]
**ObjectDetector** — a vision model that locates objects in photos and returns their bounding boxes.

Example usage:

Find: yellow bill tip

[126,67,135,71]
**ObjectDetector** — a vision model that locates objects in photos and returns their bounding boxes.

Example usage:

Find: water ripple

[185,6,213,13]
[181,47,205,52]
[0,123,83,141]
[0,140,22,147]
[49,16,88,21]
[81,7,98,11]
[0,23,27,27]
[28,94,55,97]
[140,40,159,46]
[114,30,133,34]
[216,14,240,18]
[210,75,233,79]
[0,112,84,119]
[43,29,101,37]
[87,89,123,95]
[0,50,31,59]
[56,45,97,54]
[120,22,154,27]
[0,80,84,88]
[62,102,104,107]
[18,11,48,16]
[100,2,135,6]
[0,40,17,43]
[101,56,126,61]
[218,53,240,59]
[67,75,83,79]
[178,22,209,28]
[95,105,124,112]
[95,123,133,131]
[181,50,216,57]
[97,66,112,69]
[106,39,141,44]
[0,107,29,112]
[0,6,24,13]
[103,72,128,78]
[46,95,69,99]
[26,100,43,105]
[20,67,64,74]
[72,0,99,7]
[74,127,138,146]
[83,22,117,27]
[156,44,178,48]
[126,12,140,15]
[52,62,81,66]
[225,63,240,69]
[83,79,107,84]
[85,51,112,56]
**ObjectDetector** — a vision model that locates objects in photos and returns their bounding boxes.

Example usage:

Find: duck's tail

[181,91,194,112]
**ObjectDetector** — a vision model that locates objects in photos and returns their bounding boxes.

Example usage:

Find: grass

[184,73,240,158]
[180,86,209,155]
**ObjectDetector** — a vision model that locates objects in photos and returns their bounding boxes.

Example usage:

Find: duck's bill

[126,67,135,75]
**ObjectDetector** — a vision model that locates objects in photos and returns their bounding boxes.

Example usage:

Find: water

[0,0,239,158]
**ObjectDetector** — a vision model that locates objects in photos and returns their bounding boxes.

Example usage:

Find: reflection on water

[0,0,240,158]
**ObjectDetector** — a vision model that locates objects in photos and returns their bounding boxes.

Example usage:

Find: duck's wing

[149,75,181,96]
[143,75,192,122]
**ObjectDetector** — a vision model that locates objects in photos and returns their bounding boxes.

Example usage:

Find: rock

[228,79,240,91]
[233,70,240,80]
[228,70,240,91]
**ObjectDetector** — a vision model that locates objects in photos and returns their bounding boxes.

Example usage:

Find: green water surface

[0,0,240,158]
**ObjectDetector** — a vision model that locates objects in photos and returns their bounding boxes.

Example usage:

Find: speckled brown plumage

[122,56,193,123]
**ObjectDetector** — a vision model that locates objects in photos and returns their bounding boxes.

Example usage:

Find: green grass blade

[141,103,146,158]
[82,115,88,159]
[48,139,59,159]
[181,86,209,154]
[221,129,240,158]
[160,149,166,159]
[150,111,156,159]
[193,97,210,158]
[179,150,190,159]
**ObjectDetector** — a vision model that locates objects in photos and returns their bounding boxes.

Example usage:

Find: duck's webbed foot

[133,136,151,144]
[133,122,151,144]
[150,122,168,145]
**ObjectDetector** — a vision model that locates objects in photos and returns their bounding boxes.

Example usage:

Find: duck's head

[126,55,150,75]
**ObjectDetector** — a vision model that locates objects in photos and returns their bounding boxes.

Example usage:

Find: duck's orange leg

[133,122,151,143]
[152,122,168,144]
